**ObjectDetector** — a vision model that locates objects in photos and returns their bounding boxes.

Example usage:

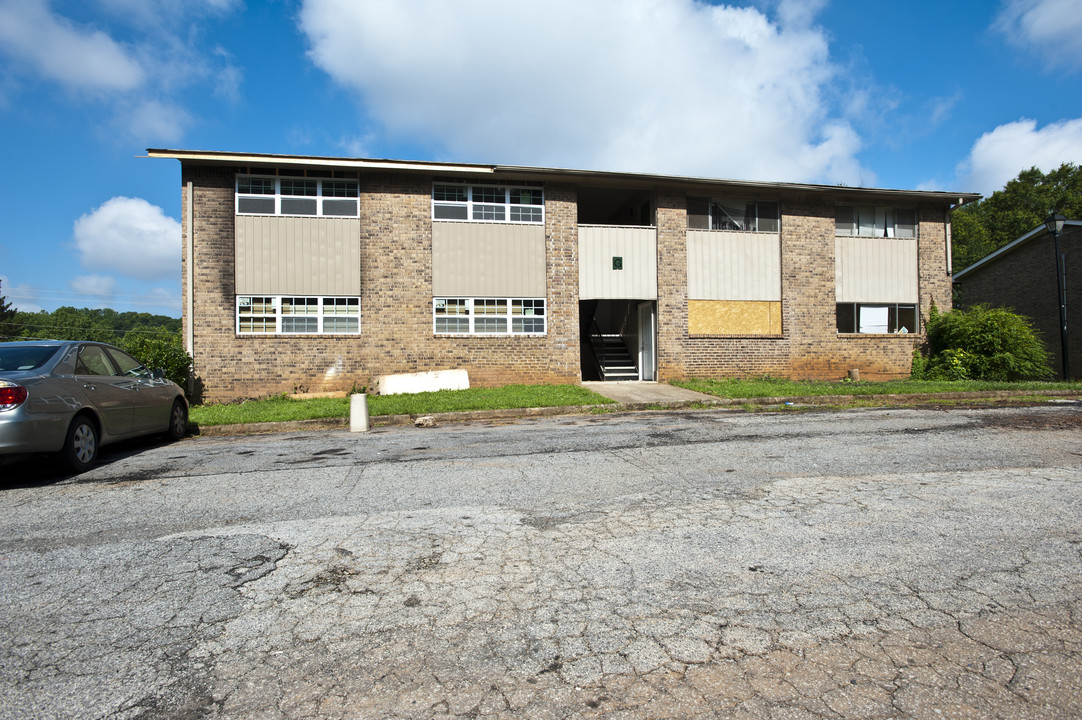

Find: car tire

[167,399,188,441]
[62,415,99,473]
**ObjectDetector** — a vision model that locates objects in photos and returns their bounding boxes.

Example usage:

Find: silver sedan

[0,340,188,472]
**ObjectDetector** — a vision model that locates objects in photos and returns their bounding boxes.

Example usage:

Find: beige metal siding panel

[578,226,658,299]
[235,216,360,295]
[431,222,546,297]
[835,237,918,303]
[686,230,780,301]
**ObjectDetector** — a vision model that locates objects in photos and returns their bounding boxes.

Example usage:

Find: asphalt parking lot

[1,403,1080,719]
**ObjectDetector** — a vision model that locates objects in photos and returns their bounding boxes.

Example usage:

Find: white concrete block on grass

[374,369,469,395]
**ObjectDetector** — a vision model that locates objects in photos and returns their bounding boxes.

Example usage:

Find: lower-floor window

[837,303,916,334]
[433,297,546,335]
[237,295,361,334]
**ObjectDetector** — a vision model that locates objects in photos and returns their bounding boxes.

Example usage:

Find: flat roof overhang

[146,148,982,206]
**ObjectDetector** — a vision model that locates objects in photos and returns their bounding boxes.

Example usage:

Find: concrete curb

[190,390,1082,437]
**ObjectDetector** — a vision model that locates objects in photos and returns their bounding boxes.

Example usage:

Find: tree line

[951,162,1081,271]
[0,287,192,392]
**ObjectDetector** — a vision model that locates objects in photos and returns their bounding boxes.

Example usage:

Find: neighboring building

[953,220,1080,380]
[149,149,979,402]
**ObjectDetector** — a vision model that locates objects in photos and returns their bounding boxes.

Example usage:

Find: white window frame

[236,175,360,217]
[835,206,916,238]
[432,183,544,224]
[433,297,546,335]
[236,295,361,334]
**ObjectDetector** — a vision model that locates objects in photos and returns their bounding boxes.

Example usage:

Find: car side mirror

[151,368,165,380]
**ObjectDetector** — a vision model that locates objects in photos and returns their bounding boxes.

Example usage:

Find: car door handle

[83,383,95,390]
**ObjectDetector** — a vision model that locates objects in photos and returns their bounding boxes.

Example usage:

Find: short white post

[350,393,370,432]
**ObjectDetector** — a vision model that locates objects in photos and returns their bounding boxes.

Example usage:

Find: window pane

[895,209,916,238]
[687,197,709,229]
[282,317,318,333]
[472,186,505,204]
[836,303,855,333]
[238,197,276,214]
[509,206,542,222]
[474,317,507,333]
[858,305,889,333]
[324,317,359,333]
[835,206,854,236]
[473,299,507,315]
[239,316,274,333]
[513,317,545,333]
[857,206,878,236]
[434,204,469,220]
[433,185,467,202]
[435,317,469,333]
[238,177,274,194]
[323,297,359,314]
[280,197,318,215]
[757,202,779,232]
[896,305,917,333]
[712,199,747,230]
[473,204,506,221]
[511,188,543,205]
[239,296,274,314]
[322,199,358,216]
[282,297,318,314]
[280,179,317,196]
[323,181,359,198]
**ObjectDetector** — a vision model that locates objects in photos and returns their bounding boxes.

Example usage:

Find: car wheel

[167,399,188,441]
[62,415,99,473]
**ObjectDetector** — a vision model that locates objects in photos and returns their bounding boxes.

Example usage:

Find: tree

[952,163,1082,272]
[0,280,16,340]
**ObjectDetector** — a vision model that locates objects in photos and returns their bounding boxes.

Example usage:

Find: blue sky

[1,0,1081,317]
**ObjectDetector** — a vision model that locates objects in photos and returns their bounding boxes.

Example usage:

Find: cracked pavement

[1,404,1081,719]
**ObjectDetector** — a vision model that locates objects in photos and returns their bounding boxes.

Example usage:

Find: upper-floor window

[835,206,916,238]
[237,175,359,217]
[687,197,779,232]
[432,184,544,224]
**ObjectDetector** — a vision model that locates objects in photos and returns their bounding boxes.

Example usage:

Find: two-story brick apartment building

[149,149,979,402]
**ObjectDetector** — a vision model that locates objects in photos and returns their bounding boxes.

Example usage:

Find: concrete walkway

[580,380,717,404]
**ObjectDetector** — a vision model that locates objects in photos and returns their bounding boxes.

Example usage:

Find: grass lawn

[188,377,1082,428]
[670,376,1082,398]
[189,384,615,427]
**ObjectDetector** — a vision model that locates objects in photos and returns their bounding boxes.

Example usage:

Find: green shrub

[923,305,1052,381]
[121,332,193,393]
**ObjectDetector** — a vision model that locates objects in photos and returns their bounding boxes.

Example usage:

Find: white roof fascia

[145,149,980,203]
[144,149,496,175]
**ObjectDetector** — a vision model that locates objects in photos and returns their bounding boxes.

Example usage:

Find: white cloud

[70,274,118,306]
[956,117,1082,194]
[298,0,869,184]
[124,99,194,144]
[0,276,42,313]
[73,197,181,281]
[994,0,1082,72]
[0,0,144,93]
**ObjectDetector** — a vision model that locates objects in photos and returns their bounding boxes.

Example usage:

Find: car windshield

[0,345,62,372]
